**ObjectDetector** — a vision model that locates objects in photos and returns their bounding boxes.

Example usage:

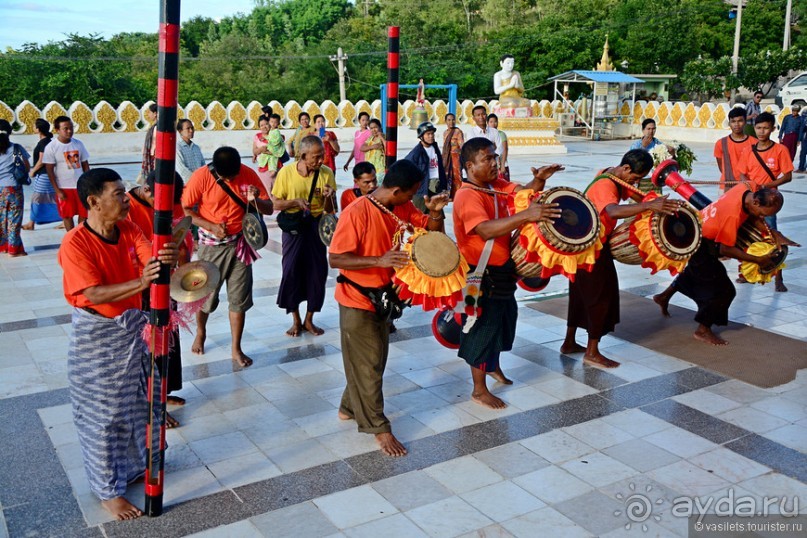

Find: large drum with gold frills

[608,195,701,276]
[510,186,603,281]
[393,229,469,311]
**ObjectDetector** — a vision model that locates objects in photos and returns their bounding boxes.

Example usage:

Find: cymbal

[172,215,193,244]
[170,261,220,303]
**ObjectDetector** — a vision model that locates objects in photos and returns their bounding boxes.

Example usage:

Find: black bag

[12,144,29,186]
[337,274,406,321]
[277,168,319,235]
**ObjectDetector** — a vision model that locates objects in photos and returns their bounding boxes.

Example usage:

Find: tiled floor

[1,139,806,538]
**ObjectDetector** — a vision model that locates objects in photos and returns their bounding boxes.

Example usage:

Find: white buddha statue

[493,55,531,109]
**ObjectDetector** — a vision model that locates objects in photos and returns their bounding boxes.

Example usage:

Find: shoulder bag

[276,168,319,235]
[12,144,29,186]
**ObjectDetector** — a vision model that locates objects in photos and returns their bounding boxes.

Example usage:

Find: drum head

[655,206,700,258]
[319,214,339,246]
[170,261,221,303]
[538,187,599,251]
[761,245,788,274]
[243,212,268,250]
[411,232,461,278]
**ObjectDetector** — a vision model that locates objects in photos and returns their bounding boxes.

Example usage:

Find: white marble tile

[263,438,338,473]
[206,451,281,489]
[763,424,807,452]
[163,465,224,506]
[750,396,807,422]
[411,406,481,434]
[688,448,770,483]
[424,455,504,494]
[401,366,462,388]
[502,507,593,538]
[189,431,259,465]
[562,419,635,450]
[736,473,807,513]
[519,430,596,464]
[561,452,639,488]
[405,496,495,538]
[601,439,681,473]
[497,385,560,411]
[671,390,743,415]
[277,357,334,378]
[371,471,453,512]
[512,465,594,504]
[705,380,772,404]
[601,409,672,438]
[473,443,550,479]
[643,428,718,459]
[37,403,73,427]
[250,501,338,537]
[314,485,398,529]
[343,513,428,538]
[460,481,545,522]
[716,405,790,434]
[534,377,599,399]
[647,461,731,498]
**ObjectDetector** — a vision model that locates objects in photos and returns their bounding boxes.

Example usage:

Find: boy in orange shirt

[329,160,448,457]
[340,161,378,210]
[736,111,793,291]
[714,107,756,193]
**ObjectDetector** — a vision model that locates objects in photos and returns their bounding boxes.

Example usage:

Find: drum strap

[751,145,778,184]
[459,195,498,333]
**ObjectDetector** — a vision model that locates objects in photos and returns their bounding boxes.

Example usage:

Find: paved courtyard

[0,138,805,537]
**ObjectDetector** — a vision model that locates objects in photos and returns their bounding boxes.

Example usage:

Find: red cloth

[700,184,750,247]
[56,189,88,219]
[452,179,516,267]
[58,220,152,318]
[781,132,798,160]
[330,197,428,312]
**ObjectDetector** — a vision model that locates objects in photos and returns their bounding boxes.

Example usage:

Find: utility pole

[330,47,348,103]
[783,0,792,50]
[730,0,744,105]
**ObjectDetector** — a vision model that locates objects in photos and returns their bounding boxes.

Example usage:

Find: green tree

[738,48,807,96]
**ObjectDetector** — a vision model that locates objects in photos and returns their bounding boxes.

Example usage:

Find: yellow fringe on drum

[394,229,470,310]
[512,189,604,281]
[630,213,688,276]
[740,242,786,284]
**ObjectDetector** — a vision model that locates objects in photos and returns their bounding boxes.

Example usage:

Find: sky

[0,0,258,50]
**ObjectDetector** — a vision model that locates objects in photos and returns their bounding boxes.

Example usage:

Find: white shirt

[42,138,90,189]
[468,126,502,156]
[425,145,439,179]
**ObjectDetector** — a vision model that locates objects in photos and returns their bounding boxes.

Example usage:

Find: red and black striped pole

[145,0,180,517]
[385,26,400,171]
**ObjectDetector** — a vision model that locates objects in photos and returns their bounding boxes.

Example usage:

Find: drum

[393,229,469,311]
[736,224,788,274]
[510,186,602,280]
[609,201,701,275]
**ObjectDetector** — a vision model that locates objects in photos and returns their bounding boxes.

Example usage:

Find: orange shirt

[126,191,186,242]
[58,220,152,318]
[452,179,517,267]
[181,164,268,236]
[330,197,428,312]
[714,135,757,189]
[736,142,793,189]
[700,184,750,247]
[340,187,362,210]
[585,176,630,237]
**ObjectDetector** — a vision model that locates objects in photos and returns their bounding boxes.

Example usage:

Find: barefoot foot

[375,431,407,457]
[337,410,353,421]
[165,412,180,428]
[303,321,324,336]
[101,497,143,521]
[232,351,253,367]
[583,353,621,368]
[191,332,206,355]
[653,293,671,317]
[775,280,788,292]
[487,368,513,385]
[736,274,749,284]
[167,395,185,406]
[693,328,728,346]
[560,342,586,354]
[22,221,34,231]
[471,390,507,409]
[286,323,303,337]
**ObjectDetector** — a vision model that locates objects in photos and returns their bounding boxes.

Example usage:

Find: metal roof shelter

[548,70,645,139]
